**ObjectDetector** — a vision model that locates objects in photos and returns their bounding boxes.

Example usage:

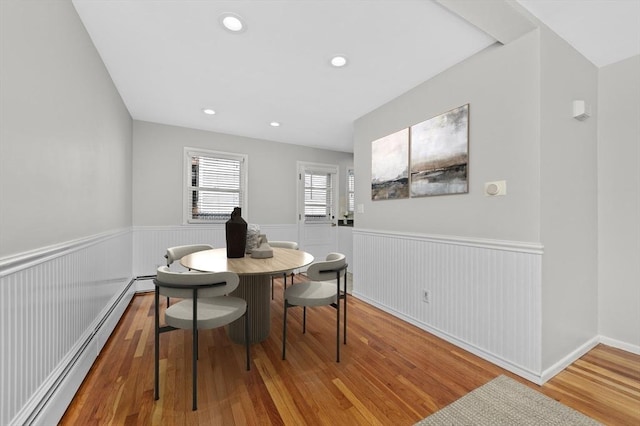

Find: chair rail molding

[0,228,131,277]
[0,229,133,425]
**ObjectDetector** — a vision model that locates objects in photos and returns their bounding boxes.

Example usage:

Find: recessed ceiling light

[270,121,281,127]
[220,13,246,33]
[330,55,348,67]
[202,108,216,115]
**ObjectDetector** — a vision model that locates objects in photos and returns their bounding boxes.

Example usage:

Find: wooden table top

[180,247,314,276]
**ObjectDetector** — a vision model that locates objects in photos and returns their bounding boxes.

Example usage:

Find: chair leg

[192,292,198,411]
[343,289,348,344]
[282,300,288,360]
[245,308,251,371]
[336,290,341,363]
[154,288,160,401]
[302,306,307,334]
[271,277,274,300]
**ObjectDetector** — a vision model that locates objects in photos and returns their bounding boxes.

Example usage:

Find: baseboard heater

[21,275,154,426]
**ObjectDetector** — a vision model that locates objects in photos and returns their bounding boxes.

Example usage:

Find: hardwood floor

[61,275,640,425]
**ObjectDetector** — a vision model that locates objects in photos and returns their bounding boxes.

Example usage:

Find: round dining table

[180,247,314,344]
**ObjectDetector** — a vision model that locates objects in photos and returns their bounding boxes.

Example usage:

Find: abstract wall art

[371,128,409,200]
[410,104,469,197]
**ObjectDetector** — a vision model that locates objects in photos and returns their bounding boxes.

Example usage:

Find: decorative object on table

[342,213,349,224]
[371,127,409,200]
[410,104,469,197]
[225,207,247,258]
[251,234,274,259]
[245,223,261,254]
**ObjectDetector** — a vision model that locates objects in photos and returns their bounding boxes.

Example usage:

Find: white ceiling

[517,0,640,68]
[72,0,639,154]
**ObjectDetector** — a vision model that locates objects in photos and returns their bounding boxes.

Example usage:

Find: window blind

[186,150,246,223]
[304,171,334,223]
[347,168,355,213]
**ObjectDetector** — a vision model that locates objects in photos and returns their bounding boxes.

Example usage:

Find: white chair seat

[165,296,247,330]
[284,281,337,307]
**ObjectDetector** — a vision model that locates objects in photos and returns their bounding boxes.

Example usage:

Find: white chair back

[165,244,214,266]
[269,241,299,250]
[155,266,239,298]
[306,252,346,281]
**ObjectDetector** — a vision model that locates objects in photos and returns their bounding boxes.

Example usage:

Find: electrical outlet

[422,289,430,303]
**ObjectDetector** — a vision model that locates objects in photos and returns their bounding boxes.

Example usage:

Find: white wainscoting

[0,229,133,426]
[353,228,544,383]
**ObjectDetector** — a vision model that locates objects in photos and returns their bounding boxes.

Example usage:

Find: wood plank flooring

[60,275,640,425]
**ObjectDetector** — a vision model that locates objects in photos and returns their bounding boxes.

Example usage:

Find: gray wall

[132,120,353,226]
[539,28,599,368]
[0,0,132,258]
[354,21,634,370]
[598,55,640,348]
[354,31,541,243]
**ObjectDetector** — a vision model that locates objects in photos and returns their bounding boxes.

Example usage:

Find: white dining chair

[154,266,250,411]
[165,244,214,268]
[268,241,299,299]
[163,244,214,307]
[282,252,348,362]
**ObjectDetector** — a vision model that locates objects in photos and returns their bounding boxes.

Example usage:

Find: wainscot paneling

[353,228,544,383]
[0,229,133,425]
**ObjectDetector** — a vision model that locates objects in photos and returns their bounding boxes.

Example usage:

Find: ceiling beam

[436,0,537,45]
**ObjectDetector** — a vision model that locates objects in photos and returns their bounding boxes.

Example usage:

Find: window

[303,170,334,223]
[347,168,355,214]
[184,148,247,223]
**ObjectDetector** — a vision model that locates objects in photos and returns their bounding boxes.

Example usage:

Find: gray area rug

[415,375,601,425]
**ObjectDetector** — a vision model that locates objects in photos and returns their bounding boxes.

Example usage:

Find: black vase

[225,207,247,258]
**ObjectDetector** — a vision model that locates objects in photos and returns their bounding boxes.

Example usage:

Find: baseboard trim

[352,291,640,386]
[352,291,545,385]
[599,335,640,355]
[13,278,136,426]
[540,336,600,384]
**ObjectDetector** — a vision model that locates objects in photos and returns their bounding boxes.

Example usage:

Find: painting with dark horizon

[371,128,409,200]
[410,104,469,197]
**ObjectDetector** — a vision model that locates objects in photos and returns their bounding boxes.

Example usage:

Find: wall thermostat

[485,180,506,196]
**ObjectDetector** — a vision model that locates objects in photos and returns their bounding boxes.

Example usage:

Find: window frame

[303,170,334,223]
[298,162,338,225]
[183,147,248,224]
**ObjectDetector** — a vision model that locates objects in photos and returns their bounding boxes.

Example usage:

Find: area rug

[415,375,601,425]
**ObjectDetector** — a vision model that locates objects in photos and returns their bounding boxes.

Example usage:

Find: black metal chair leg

[302,306,307,333]
[192,290,198,411]
[154,287,160,401]
[282,300,288,360]
[344,289,348,344]
[245,309,251,370]
[336,284,341,363]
